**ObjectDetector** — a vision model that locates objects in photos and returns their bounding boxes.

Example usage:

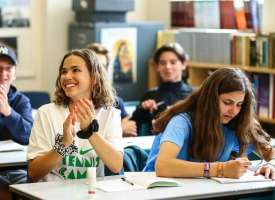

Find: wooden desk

[0,140,27,170]
[123,136,154,150]
[0,137,152,171]
[0,150,27,169]
[10,174,275,200]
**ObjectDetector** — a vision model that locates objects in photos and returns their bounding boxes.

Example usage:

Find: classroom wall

[127,0,148,21]
[262,0,275,34]
[10,0,43,91]
[147,0,170,28]
[13,0,148,96]
[12,0,275,97]
[40,0,74,97]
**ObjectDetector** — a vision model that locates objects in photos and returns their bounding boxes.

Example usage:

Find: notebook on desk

[0,140,26,152]
[124,172,181,189]
[96,172,181,192]
[211,169,272,184]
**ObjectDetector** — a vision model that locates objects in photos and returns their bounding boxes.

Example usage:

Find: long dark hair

[153,67,271,161]
[54,49,116,108]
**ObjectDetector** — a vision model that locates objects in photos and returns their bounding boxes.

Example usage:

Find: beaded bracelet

[53,133,78,157]
[217,163,224,178]
[203,162,210,178]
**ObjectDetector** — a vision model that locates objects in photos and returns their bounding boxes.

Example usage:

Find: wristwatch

[77,119,99,139]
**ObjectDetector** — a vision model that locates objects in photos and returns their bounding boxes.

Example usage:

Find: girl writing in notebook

[27,49,123,182]
[144,67,275,179]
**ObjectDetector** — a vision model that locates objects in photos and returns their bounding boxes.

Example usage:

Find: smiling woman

[27,49,124,182]
[60,55,93,101]
[143,67,275,181]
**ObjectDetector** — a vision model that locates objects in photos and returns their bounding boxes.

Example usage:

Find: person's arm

[131,91,156,123]
[2,93,33,145]
[254,148,275,180]
[88,133,123,173]
[116,96,137,137]
[75,99,123,173]
[28,108,76,182]
[156,141,251,179]
[122,117,137,137]
[28,150,63,182]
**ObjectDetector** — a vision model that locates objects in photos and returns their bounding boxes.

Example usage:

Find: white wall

[127,0,148,21]
[147,0,170,28]
[41,0,74,97]
[262,0,275,34]
[12,0,73,95]
[12,0,43,91]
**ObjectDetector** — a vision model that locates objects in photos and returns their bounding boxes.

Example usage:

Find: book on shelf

[250,0,260,34]
[170,0,263,33]
[194,0,220,29]
[171,1,194,27]
[243,0,253,29]
[269,33,275,68]
[157,29,178,48]
[234,1,247,30]
[96,172,181,192]
[219,0,236,29]
[257,74,270,118]
[211,169,271,184]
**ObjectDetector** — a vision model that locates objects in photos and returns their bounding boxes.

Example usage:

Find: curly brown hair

[53,48,116,108]
[153,67,271,161]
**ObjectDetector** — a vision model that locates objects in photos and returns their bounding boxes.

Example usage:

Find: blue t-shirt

[116,96,128,119]
[143,113,254,172]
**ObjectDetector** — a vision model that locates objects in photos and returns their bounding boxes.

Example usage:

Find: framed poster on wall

[101,27,137,84]
[0,0,31,28]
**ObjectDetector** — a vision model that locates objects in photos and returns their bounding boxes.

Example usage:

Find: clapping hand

[62,108,77,147]
[74,98,95,130]
[0,84,11,116]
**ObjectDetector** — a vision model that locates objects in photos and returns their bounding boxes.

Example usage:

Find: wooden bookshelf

[188,62,275,87]
[188,62,275,75]
[259,117,275,124]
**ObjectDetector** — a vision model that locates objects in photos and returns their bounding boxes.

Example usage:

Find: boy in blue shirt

[0,45,33,200]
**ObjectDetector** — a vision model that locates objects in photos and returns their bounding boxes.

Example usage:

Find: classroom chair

[22,91,51,109]
[123,145,149,172]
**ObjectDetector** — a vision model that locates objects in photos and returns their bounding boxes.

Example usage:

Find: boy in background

[86,43,137,137]
[0,45,33,199]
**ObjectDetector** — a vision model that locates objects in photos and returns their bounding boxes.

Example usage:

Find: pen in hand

[121,177,134,186]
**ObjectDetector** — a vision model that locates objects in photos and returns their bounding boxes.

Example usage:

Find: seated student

[0,45,33,144]
[131,43,193,136]
[144,67,275,180]
[86,43,137,137]
[0,45,33,200]
[27,49,123,182]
